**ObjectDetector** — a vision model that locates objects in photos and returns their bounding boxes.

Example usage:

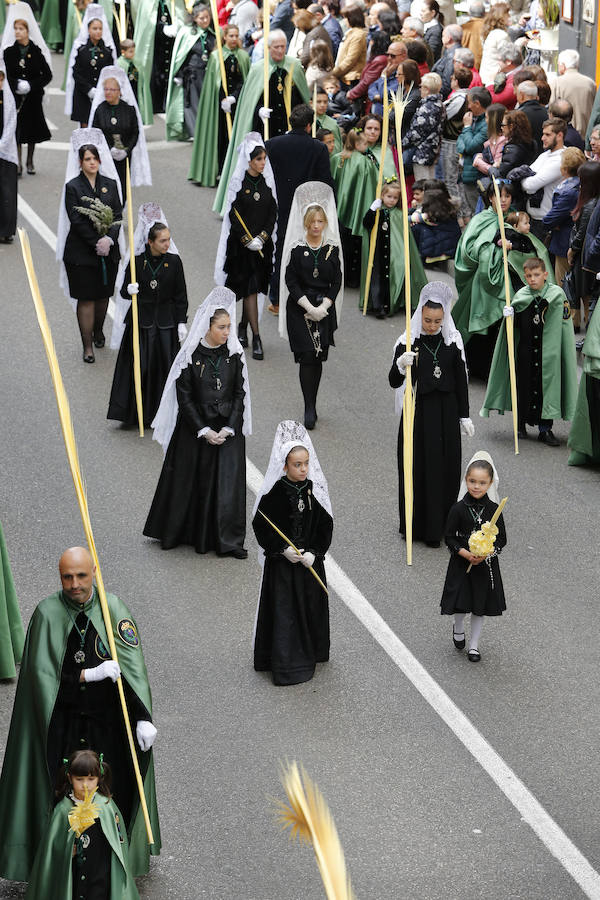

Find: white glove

[216,427,232,441]
[87,87,96,100]
[298,296,321,321]
[503,306,514,317]
[111,147,127,161]
[596,271,600,281]
[174,76,183,87]
[178,322,188,342]
[247,236,263,251]
[163,22,178,37]
[127,282,139,296]
[221,95,236,113]
[283,546,302,563]
[84,660,121,682]
[16,79,30,95]
[136,720,157,751]
[204,428,224,445]
[258,106,272,121]
[370,198,382,211]
[95,236,113,256]
[301,551,315,568]
[460,417,475,437]
[397,350,416,372]
[311,303,329,322]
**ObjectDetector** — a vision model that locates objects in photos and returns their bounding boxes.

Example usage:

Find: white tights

[454,613,484,651]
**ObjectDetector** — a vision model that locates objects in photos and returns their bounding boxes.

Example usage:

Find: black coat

[72,39,115,123]
[3,42,51,144]
[570,197,597,299]
[424,21,443,62]
[224,174,277,298]
[253,477,333,685]
[63,172,122,267]
[265,129,334,231]
[518,99,547,150]
[285,243,342,361]
[441,494,506,616]
[151,3,176,113]
[92,99,139,156]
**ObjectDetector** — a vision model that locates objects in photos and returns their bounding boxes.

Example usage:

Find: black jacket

[63,172,122,266]
[92,100,139,156]
[518,99,546,150]
[3,42,51,144]
[265,129,334,227]
[121,251,187,327]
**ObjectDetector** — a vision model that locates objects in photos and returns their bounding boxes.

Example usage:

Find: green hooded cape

[25,796,140,900]
[359,206,427,314]
[133,0,187,125]
[0,520,24,680]
[187,46,250,185]
[481,282,578,422]
[40,0,65,50]
[165,24,214,141]
[330,150,377,237]
[61,0,114,90]
[213,54,310,216]
[453,209,555,344]
[315,112,342,153]
[568,304,600,465]
[0,589,160,882]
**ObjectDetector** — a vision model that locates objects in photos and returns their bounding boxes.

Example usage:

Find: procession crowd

[1,0,600,893]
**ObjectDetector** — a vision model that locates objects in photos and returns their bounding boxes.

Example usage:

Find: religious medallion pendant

[312,267,319,279]
[253,191,260,201]
[216,377,222,391]
[298,498,305,512]
[74,650,86,664]
[433,364,442,379]
[533,313,540,325]
[150,279,158,289]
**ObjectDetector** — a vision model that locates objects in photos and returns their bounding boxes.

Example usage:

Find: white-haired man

[550,49,595,136]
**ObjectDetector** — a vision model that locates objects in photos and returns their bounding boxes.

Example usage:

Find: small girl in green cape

[26,750,140,900]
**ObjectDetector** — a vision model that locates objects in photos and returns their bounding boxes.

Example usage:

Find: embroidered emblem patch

[117,619,139,647]
[563,299,571,321]
[95,635,111,660]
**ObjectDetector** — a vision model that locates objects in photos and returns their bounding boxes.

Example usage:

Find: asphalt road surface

[1,62,600,900]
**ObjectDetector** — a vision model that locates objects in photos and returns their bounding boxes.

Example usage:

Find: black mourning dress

[253,477,333,685]
[441,494,506,616]
[3,41,52,144]
[91,99,139,194]
[151,0,176,113]
[108,250,188,426]
[63,172,122,301]
[224,173,277,299]
[515,294,552,430]
[251,66,303,138]
[363,206,391,315]
[143,343,247,554]
[285,242,342,363]
[388,334,469,543]
[178,29,215,137]
[71,819,112,899]
[217,52,245,170]
[46,591,151,833]
[71,39,115,123]
[0,91,18,239]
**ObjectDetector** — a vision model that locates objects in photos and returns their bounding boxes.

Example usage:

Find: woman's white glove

[311,303,329,322]
[204,428,225,445]
[95,236,113,256]
[163,22,178,37]
[503,306,514,317]
[136,720,157,751]
[173,75,183,86]
[84,660,121,682]
[301,551,315,568]
[298,296,321,321]
[283,546,302,563]
[370,198,382,211]
[16,79,30,95]
[177,322,188,342]
[221,95,236,113]
[460,417,475,437]
[258,106,272,121]
[111,147,127,161]
[397,350,416,373]
[127,282,139,296]
[216,427,233,441]
[247,236,263,251]
[87,87,96,100]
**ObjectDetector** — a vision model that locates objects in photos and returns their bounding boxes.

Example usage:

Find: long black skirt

[0,160,17,238]
[143,415,246,554]
[65,258,118,301]
[108,321,179,426]
[254,555,329,685]
[398,390,461,543]
[440,552,506,616]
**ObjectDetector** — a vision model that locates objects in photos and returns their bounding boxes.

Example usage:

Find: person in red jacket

[486,42,522,110]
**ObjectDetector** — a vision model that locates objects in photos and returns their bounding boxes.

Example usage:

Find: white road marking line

[17,202,600,900]
[46,87,65,95]
[46,118,58,131]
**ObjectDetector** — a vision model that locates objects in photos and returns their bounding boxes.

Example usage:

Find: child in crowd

[331,128,376,286]
[411,188,461,263]
[117,39,138,103]
[316,127,335,155]
[305,39,334,91]
[312,86,342,153]
[322,74,354,126]
[441,453,506,663]
[494,210,534,253]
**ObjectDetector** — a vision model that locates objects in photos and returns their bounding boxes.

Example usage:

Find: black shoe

[517,425,528,439]
[425,540,440,548]
[467,649,481,662]
[238,323,248,347]
[538,429,559,447]
[219,548,248,559]
[83,352,95,364]
[375,309,385,319]
[26,164,36,175]
[252,334,264,360]
[453,628,466,650]
[304,408,316,430]
[93,332,105,348]
[1,236,14,244]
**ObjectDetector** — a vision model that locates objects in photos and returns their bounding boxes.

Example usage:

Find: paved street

[1,68,600,899]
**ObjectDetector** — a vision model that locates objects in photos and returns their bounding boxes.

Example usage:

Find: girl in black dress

[144,288,251,558]
[1,5,52,176]
[441,452,506,663]
[388,281,473,547]
[279,182,343,430]
[216,132,277,361]
[68,10,116,126]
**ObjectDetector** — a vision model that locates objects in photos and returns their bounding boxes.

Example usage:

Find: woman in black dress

[388,282,473,547]
[279,182,343,430]
[216,132,277,361]
[62,141,122,362]
[68,10,115,126]
[108,220,188,427]
[91,72,140,194]
[144,289,251,558]
[0,67,18,243]
[1,5,52,176]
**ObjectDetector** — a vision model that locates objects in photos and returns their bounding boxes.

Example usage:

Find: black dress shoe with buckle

[538,430,559,447]
[252,334,264,360]
[467,649,481,662]
[453,628,466,650]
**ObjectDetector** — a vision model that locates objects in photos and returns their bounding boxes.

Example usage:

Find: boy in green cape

[311,86,342,154]
[0,519,24,680]
[568,302,600,465]
[481,256,578,446]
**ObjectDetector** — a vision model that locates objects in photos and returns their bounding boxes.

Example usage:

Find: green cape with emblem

[0,589,160,882]
[453,209,555,343]
[0,520,24,680]
[480,282,578,422]
[25,795,140,900]
[359,206,427,314]
[133,0,187,125]
[61,0,114,90]
[568,303,600,465]
[165,23,214,141]
[315,112,342,153]
[330,149,378,237]
[187,46,250,186]
[213,54,309,215]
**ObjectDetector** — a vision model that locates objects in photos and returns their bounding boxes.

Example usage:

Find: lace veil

[65,5,117,116]
[458,450,500,504]
[0,63,18,167]
[0,2,53,70]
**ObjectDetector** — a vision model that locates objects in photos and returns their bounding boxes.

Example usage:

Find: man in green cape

[568,303,600,465]
[481,257,578,445]
[133,0,187,125]
[188,24,250,186]
[0,520,24,680]
[312,86,342,153]
[0,547,161,882]
[213,29,309,216]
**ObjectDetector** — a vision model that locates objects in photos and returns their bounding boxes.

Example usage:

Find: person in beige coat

[332,6,366,86]
[460,0,485,70]
[550,50,596,138]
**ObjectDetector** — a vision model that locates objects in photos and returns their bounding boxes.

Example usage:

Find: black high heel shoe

[93,332,106,348]
[83,351,95,364]
[238,323,248,347]
[26,164,36,175]
[252,334,264,360]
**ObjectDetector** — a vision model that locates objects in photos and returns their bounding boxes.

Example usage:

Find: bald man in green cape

[0,547,160,883]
